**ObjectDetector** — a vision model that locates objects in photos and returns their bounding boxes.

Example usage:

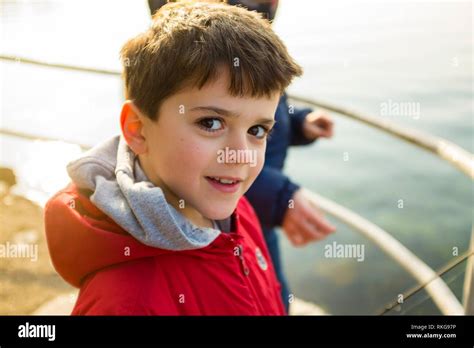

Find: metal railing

[304,190,467,315]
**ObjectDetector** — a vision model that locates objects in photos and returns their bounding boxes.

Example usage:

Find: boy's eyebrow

[191,106,239,117]
[190,106,276,126]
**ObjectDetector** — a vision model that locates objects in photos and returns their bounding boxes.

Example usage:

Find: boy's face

[128,68,280,222]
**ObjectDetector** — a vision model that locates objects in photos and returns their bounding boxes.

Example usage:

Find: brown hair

[120,0,302,120]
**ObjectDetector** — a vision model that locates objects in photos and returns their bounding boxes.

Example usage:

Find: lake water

[1,0,472,314]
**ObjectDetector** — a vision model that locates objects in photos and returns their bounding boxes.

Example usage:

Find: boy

[146,0,336,315]
[44,1,303,315]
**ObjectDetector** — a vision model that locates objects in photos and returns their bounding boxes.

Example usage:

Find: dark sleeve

[289,105,316,146]
[245,166,300,229]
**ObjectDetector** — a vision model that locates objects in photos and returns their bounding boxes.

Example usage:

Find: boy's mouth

[205,176,242,193]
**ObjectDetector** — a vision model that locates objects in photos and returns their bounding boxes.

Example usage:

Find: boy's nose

[227,132,250,152]
[222,134,255,166]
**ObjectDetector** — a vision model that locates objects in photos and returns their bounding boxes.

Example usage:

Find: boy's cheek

[248,150,265,184]
[164,136,210,167]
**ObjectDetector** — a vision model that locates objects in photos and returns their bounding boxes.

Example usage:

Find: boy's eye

[248,125,270,139]
[197,118,224,132]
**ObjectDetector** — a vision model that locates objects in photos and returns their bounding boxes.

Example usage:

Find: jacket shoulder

[45,183,104,219]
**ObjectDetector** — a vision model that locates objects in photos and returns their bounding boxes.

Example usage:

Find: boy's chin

[199,202,238,221]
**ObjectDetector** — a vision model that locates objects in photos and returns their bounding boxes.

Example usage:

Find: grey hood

[66,135,221,250]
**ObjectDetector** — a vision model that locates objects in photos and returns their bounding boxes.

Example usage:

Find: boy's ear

[120,100,148,155]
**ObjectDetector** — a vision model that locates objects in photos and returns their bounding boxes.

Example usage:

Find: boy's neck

[167,194,215,229]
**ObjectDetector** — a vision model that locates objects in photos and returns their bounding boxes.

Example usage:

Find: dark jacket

[245,94,315,230]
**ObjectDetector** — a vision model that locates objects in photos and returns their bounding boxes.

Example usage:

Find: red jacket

[44,183,285,315]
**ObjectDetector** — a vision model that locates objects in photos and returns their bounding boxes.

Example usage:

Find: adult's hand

[302,110,334,140]
[281,189,336,247]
